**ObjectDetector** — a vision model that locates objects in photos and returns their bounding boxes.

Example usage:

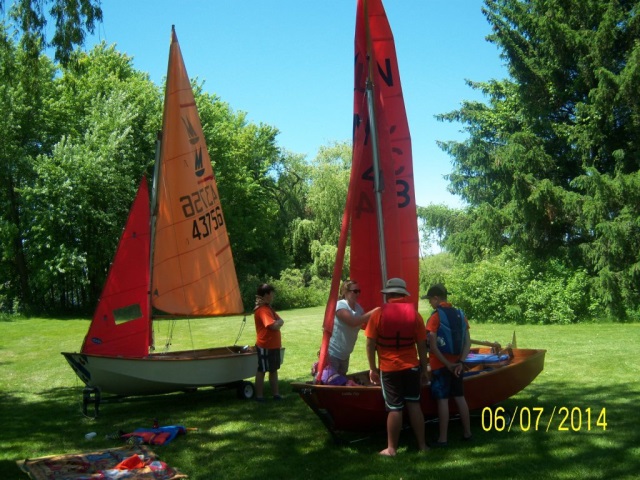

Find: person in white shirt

[328,279,374,375]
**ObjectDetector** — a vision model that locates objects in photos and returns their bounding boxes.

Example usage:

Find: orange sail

[317,0,419,380]
[151,27,244,316]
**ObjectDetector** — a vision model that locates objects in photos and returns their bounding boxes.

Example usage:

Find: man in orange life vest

[365,277,429,456]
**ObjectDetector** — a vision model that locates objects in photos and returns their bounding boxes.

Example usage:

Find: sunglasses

[349,289,361,294]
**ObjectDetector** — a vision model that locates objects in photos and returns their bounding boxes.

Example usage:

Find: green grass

[1,304,639,479]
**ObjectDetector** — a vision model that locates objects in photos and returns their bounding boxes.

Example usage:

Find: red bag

[114,453,146,470]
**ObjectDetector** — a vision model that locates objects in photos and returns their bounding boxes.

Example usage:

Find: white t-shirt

[328,299,364,360]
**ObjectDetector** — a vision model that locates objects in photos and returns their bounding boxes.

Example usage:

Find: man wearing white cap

[365,277,430,456]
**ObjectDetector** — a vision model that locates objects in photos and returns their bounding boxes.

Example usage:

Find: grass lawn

[1,304,639,479]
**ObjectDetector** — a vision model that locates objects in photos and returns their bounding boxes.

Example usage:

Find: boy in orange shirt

[254,283,284,402]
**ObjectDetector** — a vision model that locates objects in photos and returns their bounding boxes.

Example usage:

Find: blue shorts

[380,367,422,411]
[430,367,464,400]
[256,346,281,373]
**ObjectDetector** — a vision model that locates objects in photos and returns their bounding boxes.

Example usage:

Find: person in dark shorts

[254,283,284,402]
[424,283,472,445]
[365,278,429,456]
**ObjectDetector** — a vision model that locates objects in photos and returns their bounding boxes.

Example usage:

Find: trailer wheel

[237,381,254,400]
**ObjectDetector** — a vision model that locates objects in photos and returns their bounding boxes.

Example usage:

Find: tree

[195,86,289,281]
[0,27,60,313]
[289,141,352,279]
[1,0,102,65]
[430,0,640,316]
[272,150,311,267]
[20,44,161,312]
[1,0,104,313]
[306,142,352,246]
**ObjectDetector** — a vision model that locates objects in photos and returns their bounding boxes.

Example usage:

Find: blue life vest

[377,303,416,349]
[434,306,467,355]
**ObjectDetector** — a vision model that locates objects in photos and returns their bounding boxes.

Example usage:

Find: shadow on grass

[1,377,639,480]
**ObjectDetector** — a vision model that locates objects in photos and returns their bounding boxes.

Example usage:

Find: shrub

[421,248,602,324]
[240,269,331,312]
[516,262,594,324]
[447,249,530,324]
[419,252,455,295]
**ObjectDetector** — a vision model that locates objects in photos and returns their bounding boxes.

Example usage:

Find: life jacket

[434,306,467,355]
[377,303,416,349]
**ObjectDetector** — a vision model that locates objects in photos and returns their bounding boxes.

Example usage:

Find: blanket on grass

[17,445,187,480]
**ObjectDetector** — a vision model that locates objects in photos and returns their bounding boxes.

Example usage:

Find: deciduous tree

[1,0,102,65]
[21,44,160,312]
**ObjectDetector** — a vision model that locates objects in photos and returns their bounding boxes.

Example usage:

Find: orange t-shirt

[426,301,470,370]
[254,305,282,349]
[365,298,426,372]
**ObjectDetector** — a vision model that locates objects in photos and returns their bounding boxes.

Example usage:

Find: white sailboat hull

[62,346,271,396]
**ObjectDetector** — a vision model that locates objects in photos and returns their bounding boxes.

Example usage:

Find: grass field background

[1,304,639,479]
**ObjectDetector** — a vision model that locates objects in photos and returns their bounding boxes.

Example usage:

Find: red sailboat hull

[293,0,548,439]
[292,348,545,434]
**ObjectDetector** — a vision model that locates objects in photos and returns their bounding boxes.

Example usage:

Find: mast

[147,25,176,349]
[364,0,388,292]
[149,25,176,305]
[147,130,162,349]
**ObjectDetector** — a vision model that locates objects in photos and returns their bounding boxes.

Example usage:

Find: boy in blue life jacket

[424,284,472,446]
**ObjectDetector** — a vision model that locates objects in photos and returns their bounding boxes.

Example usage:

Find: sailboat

[290,0,545,438]
[62,27,259,408]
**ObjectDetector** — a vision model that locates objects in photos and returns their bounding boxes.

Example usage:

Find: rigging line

[161,319,176,351]
[233,315,247,346]
[187,318,195,351]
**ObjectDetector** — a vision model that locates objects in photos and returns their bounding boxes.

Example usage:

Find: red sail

[317,0,419,380]
[81,177,151,357]
[351,0,419,310]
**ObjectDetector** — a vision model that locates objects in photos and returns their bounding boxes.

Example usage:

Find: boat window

[113,304,143,324]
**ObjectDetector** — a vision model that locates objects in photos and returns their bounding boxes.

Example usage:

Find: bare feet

[379,448,397,456]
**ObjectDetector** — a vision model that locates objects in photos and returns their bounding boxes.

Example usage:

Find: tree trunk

[7,175,31,312]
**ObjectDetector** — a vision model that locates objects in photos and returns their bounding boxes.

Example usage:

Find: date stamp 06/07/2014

[481,406,608,432]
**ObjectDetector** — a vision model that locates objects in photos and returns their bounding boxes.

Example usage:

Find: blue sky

[80,0,507,209]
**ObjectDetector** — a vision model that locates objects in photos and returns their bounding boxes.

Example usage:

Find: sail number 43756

[178,186,225,240]
[190,206,224,240]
